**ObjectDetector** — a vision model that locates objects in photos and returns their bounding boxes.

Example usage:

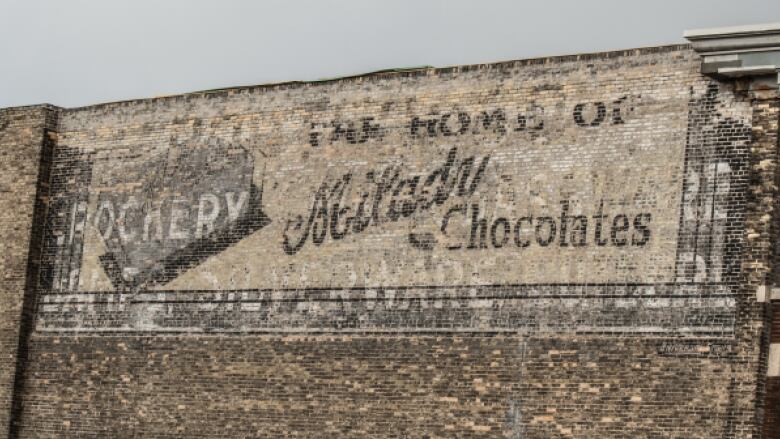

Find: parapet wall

[1,45,777,438]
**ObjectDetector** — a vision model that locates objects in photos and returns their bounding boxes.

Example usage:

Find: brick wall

[1,45,777,437]
[742,90,779,439]
[764,93,780,434]
[766,303,780,437]
[0,106,57,438]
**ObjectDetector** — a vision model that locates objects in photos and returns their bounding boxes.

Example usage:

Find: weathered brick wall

[766,304,780,437]
[0,106,57,438]
[14,336,754,437]
[760,94,780,438]
[1,45,777,437]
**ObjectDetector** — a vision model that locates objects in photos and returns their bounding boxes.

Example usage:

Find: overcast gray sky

[2,0,780,108]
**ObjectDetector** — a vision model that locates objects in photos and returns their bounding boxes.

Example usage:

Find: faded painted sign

[35,59,751,333]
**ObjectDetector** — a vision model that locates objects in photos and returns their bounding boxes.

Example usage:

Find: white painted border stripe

[769,344,780,377]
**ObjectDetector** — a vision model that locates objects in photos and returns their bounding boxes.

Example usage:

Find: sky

[2,0,780,108]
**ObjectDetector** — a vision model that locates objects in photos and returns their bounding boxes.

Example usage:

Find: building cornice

[685,22,780,87]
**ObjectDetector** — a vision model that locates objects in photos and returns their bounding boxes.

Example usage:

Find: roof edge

[684,22,780,40]
[51,43,691,113]
[0,103,61,113]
